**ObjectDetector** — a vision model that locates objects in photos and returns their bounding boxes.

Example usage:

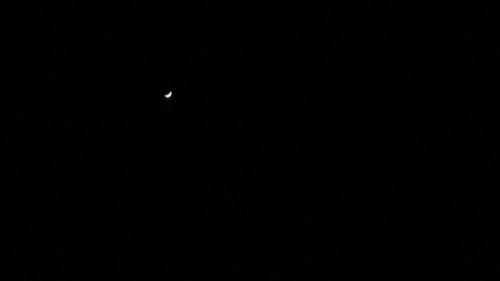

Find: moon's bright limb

[164,91,173,99]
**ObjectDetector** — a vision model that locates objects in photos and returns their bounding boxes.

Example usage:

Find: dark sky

[6,2,500,280]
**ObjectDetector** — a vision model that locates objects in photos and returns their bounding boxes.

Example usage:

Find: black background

[6,2,500,280]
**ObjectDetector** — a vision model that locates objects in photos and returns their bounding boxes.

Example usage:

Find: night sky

[6,2,500,280]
